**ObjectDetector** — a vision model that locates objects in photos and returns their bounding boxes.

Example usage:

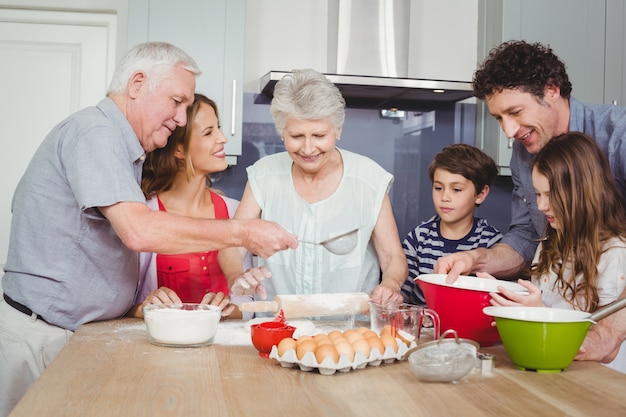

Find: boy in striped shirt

[401,144,502,306]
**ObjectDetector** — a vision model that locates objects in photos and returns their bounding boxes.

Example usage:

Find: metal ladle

[297,227,360,255]
[588,296,626,322]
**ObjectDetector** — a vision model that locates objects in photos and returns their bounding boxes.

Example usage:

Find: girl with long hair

[490,132,626,372]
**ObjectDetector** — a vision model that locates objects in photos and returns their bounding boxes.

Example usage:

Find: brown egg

[315,343,339,364]
[328,330,344,341]
[361,330,379,340]
[333,341,355,362]
[330,335,349,346]
[277,337,297,356]
[380,325,393,336]
[356,326,371,334]
[366,334,386,354]
[313,334,333,346]
[342,329,364,344]
[295,335,314,345]
[351,338,372,358]
[380,333,398,353]
[296,339,318,360]
[345,330,365,344]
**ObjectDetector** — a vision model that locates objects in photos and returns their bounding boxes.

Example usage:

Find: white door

[0,9,116,266]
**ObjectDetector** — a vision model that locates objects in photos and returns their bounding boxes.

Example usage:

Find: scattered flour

[124,316,369,347]
[113,321,147,332]
[213,321,254,346]
[213,318,361,346]
[214,318,321,346]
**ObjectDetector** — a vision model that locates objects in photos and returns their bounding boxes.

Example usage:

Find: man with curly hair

[434,40,626,368]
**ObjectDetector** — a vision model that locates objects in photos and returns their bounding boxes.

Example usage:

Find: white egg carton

[268,338,416,376]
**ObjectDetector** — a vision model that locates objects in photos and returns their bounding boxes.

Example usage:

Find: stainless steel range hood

[259,0,473,111]
[260,71,473,111]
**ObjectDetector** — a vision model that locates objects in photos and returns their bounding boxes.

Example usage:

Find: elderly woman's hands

[370,281,403,305]
[230,266,272,299]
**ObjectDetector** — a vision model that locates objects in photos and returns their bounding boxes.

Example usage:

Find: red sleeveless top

[155,191,230,303]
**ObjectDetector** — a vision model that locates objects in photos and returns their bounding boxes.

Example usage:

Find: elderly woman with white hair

[223,68,407,307]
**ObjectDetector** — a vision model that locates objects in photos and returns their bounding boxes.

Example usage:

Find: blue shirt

[2,98,147,331]
[401,215,502,306]
[504,97,626,264]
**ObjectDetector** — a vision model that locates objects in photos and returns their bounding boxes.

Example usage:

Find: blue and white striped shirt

[401,215,502,306]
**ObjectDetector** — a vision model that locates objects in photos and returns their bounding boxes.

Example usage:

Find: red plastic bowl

[250,321,296,357]
[416,274,527,346]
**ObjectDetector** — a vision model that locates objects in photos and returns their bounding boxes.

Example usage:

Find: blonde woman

[131,94,252,319]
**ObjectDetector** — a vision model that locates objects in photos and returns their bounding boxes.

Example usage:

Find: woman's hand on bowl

[129,286,182,318]
[489,279,543,307]
[147,286,183,305]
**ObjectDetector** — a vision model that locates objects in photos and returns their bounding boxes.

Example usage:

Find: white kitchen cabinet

[407,0,478,83]
[127,0,245,164]
[476,0,615,174]
[605,0,626,106]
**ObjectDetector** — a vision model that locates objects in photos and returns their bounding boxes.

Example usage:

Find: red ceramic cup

[250,321,296,357]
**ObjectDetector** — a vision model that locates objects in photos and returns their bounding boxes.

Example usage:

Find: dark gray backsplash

[212,93,514,240]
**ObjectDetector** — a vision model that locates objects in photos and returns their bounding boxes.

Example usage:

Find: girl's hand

[489,279,543,307]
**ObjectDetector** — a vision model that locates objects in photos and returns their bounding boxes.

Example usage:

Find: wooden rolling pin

[238,292,370,318]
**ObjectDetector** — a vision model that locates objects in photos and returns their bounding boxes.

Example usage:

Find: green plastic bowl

[483,306,592,373]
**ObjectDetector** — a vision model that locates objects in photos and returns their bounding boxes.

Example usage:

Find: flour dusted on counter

[213,319,320,346]
[181,317,368,347]
[213,321,254,346]
[113,321,147,333]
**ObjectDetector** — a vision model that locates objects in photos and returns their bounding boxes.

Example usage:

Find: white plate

[417,273,528,294]
[483,306,591,323]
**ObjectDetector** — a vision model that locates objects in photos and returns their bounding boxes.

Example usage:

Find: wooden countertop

[9,318,626,417]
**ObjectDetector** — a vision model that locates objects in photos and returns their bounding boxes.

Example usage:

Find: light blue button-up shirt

[2,98,146,331]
